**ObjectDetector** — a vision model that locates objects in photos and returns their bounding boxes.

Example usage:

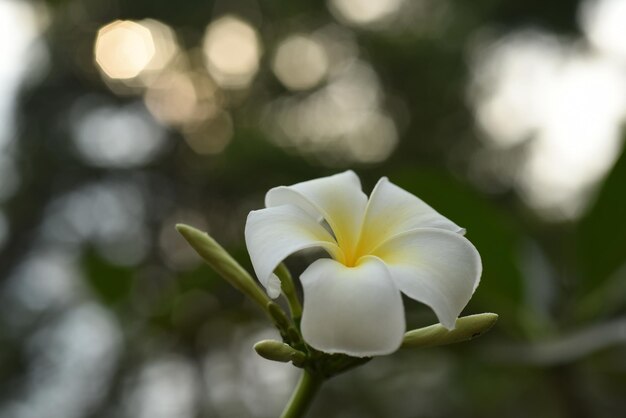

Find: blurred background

[1,0,626,416]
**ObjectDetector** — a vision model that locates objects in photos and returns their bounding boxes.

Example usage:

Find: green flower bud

[402,313,498,348]
[254,339,307,365]
[176,224,270,311]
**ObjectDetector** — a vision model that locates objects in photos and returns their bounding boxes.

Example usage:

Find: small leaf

[402,313,498,348]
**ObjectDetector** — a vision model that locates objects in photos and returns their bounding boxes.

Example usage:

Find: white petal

[266,274,282,299]
[245,205,342,297]
[300,257,405,357]
[371,228,481,329]
[357,177,465,255]
[265,171,368,262]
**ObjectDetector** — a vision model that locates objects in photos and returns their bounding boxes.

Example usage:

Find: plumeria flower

[245,171,481,357]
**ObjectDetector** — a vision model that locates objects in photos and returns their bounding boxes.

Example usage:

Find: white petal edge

[266,274,282,299]
[265,171,368,261]
[245,205,342,297]
[371,228,481,329]
[357,177,465,255]
[300,257,405,357]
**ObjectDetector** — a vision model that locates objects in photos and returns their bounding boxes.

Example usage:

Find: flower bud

[176,224,270,311]
[254,339,307,365]
[402,313,498,348]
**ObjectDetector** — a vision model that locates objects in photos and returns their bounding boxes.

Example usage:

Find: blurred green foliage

[1,0,625,417]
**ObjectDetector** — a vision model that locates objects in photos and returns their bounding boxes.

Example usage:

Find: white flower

[245,171,482,357]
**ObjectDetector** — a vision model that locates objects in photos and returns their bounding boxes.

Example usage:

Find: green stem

[280,370,323,418]
[275,263,303,322]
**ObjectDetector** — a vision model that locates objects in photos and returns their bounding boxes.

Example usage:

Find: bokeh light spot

[71,100,167,168]
[0,0,48,148]
[144,71,199,126]
[329,0,404,27]
[202,15,261,89]
[95,20,156,80]
[41,180,150,266]
[345,111,398,163]
[469,29,626,219]
[581,0,626,62]
[264,60,399,165]
[138,19,179,74]
[124,357,198,418]
[272,34,329,91]
[183,111,233,155]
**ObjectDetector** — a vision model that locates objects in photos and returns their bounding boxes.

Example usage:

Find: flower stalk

[280,370,323,418]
